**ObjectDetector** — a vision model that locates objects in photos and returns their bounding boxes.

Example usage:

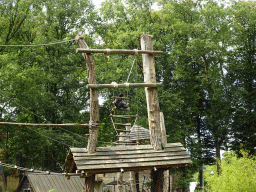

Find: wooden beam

[75,34,99,153]
[77,159,191,170]
[73,151,189,161]
[0,122,89,127]
[141,34,162,151]
[86,83,162,89]
[160,112,167,148]
[75,34,99,192]
[141,33,164,192]
[76,48,163,55]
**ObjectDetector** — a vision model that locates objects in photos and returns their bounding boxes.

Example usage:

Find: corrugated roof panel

[26,173,85,192]
[130,125,150,141]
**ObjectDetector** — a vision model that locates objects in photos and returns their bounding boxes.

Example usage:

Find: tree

[205,150,256,192]
[226,0,256,155]
[0,0,96,172]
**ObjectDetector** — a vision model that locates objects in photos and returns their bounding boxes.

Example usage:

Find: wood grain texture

[86,83,162,89]
[141,34,162,151]
[75,34,99,154]
[76,48,163,55]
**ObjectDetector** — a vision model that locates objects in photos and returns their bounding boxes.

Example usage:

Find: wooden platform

[64,143,192,176]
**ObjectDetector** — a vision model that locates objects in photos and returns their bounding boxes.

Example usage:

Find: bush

[205,150,256,192]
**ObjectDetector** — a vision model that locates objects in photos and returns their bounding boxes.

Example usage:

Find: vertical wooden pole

[140,34,162,151]
[117,172,124,192]
[75,34,99,192]
[163,170,169,192]
[130,171,137,192]
[141,34,164,191]
[124,124,137,192]
[160,112,170,192]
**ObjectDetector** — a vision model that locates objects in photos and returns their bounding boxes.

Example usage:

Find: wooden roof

[64,143,192,175]
[16,173,85,192]
[129,125,150,141]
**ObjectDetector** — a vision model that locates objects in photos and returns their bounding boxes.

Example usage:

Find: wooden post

[160,112,170,192]
[117,172,124,192]
[163,170,169,192]
[75,34,99,192]
[140,34,162,151]
[141,34,164,191]
[160,112,167,149]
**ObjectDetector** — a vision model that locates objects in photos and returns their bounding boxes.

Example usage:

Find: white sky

[92,0,105,9]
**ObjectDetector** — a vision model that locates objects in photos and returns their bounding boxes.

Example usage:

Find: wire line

[0,39,75,47]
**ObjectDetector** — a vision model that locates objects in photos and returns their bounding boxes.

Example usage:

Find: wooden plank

[113,123,131,126]
[75,155,191,166]
[72,147,186,157]
[75,164,184,174]
[160,112,167,148]
[73,151,189,161]
[110,114,138,118]
[87,83,162,89]
[77,158,192,170]
[115,129,131,132]
[70,143,184,154]
[76,48,163,55]
[95,142,182,152]
[70,148,88,153]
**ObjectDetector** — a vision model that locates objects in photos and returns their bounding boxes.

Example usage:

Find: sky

[92,0,105,9]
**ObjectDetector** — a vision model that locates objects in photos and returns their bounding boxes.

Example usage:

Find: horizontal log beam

[87,83,162,89]
[0,122,90,127]
[110,114,138,118]
[76,48,163,55]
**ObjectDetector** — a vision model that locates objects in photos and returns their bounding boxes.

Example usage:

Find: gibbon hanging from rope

[114,93,129,110]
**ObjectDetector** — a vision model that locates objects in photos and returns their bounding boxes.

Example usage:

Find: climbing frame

[64,34,192,192]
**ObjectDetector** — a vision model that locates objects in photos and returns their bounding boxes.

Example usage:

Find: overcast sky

[92,0,105,9]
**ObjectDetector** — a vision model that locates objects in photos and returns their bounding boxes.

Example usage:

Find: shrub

[205,150,256,192]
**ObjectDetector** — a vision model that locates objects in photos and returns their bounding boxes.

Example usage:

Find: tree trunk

[75,34,99,192]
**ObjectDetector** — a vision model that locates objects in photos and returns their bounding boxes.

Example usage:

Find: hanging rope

[126,54,138,83]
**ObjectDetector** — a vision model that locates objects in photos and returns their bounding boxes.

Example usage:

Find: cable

[0,39,75,47]
[25,126,72,147]
[0,161,62,175]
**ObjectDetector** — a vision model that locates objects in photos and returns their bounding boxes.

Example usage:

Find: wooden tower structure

[64,34,192,192]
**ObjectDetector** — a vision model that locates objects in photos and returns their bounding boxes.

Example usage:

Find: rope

[0,94,88,140]
[126,56,137,83]
[0,39,75,47]
[24,126,72,147]
[0,161,62,175]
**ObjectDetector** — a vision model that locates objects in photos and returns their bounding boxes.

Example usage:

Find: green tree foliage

[226,0,256,155]
[0,0,255,183]
[0,0,96,172]
[205,150,256,192]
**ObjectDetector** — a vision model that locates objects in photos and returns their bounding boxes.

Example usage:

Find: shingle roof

[65,142,192,175]
[25,173,85,192]
[129,125,150,141]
